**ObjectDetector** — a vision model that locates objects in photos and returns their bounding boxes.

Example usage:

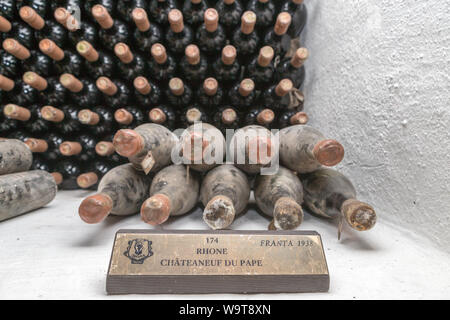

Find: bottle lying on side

[279,125,345,173]
[300,168,377,239]
[0,170,58,222]
[141,164,200,226]
[254,166,304,230]
[0,139,32,175]
[113,123,178,174]
[200,164,251,230]
[79,164,151,224]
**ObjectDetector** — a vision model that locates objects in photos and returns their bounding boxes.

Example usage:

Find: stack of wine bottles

[0,0,309,190]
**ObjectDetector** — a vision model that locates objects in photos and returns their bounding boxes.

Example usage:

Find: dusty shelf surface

[0,190,449,300]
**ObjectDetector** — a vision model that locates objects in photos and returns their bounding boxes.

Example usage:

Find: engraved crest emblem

[124,239,153,264]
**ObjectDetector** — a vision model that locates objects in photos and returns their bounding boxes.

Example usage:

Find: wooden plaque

[106,230,330,295]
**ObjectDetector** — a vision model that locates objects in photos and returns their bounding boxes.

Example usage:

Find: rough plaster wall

[302,0,450,251]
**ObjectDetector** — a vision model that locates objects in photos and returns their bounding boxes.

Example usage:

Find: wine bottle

[39,38,83,76]
[133,76,162,107]
[247,0,275,30]
[15,0,49,19]
[3,103,49,135]
[59,133,97,162]
[131,8,163,54]
[83,0,116,22]
[196,8,226,56]
[185,1,209,27]
[149,0,176,26]
[254,166,304,230]
[114,106,145,129]
[96,77,131,109]
[54,158,82,190]
[230,125,275,174]
[1,19,36,49]
[59,73,101,106]
[212,106,241,132]
[200,164,251,230]
[95,140,116,157]
[148,43,176,82]
[246,46,275,88]
[114,42,147,81]
[280,0,307,38]
[41,104,83,135]
[91,5,130,51]
[23,72,67,106]
[78,163,151,223]
[260,79,293,110]
[3,39,53,76]
[263,12,291,58]
[141,164,200,225]
[279,125,345,173]
[54,7,98,46]
[228,78,256,109]
[278,110,308,128]
[76,41,116,79]
[0,74,38,106]
[276,47,308,88]
[179,44,209,87]
[77,159,114,190]
[0,0,17,20]
[245,107,275,129]
[300,168,377,236]
[231,11,259,63]
[148,105,176,129]
[166,9,194,56]
[78,106,115,136]
[0,50,21,78]
[166,78,193,108]
[178,122,226,172]
[19,6,67,47]
[196,78,224,109]
[215,0,243,37]
[24,137,49,154]
[178,105,209,127]
[113,123,177,174]
[116,0,148,23]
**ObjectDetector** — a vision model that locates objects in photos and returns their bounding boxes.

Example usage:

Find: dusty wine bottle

[179,44,209,87]
[114,42,147,81]
[212,45,241,86]
[0,170,57,222]
[92,4,130,51]
[96,77,131,109]
[300,168,377,237]
[148,105,176,129]
[148,43,177,82]
[78,164,151,224]
[39,38,82,76]
[246,46,275,88]
[212,106,241,133]
[263,12,292,58]
[179,105,209,127]
[59,73,101,106]
[166,9,193,55]
[0,139,33,175]
[141,164,200,225]
[76,40,116,79]
[228,78,256,110]
[200,164,251,230]
[254,166,304,230]
[276,47,308,88]
[27,131,64,162]
[231,11,259,63]
[78,106,115,137]
[230,125,276,174]
[196,78,223,108]
[131,8,163,53]
[278,110,308,128]
[279,125,345,173]
[41,105,82,135]
[166,77,193,108]
[245,107,275,129]
[114,106,145,129]
[261,78,293,110]
[113,123,177,174]
[59,133,97,162]
[280,0,307,38]
[133,76,162,107]
[178,123,226,173]
[196,8,226,56]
